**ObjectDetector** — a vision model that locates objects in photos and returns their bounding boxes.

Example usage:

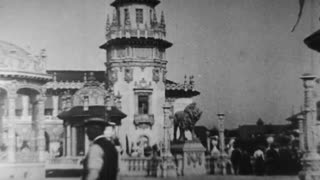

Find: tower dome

[0,40,51,80]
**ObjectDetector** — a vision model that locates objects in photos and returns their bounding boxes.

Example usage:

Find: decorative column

[161,102,177,178]
[71,126,77,156]
[206,130,211,153]
[217,112,227,175]
[36,96,46,162]
[22,95,29,118]
[299,74,320,180]
[52,95,59,117]
[65,123,71,157]
[297,114,305,152]
[7,94,16,163]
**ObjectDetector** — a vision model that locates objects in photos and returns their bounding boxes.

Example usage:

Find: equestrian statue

[173,102,202,142]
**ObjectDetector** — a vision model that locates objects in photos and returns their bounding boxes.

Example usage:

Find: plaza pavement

[48,175,300,180]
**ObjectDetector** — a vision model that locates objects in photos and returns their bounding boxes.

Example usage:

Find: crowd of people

[221,138,303,175]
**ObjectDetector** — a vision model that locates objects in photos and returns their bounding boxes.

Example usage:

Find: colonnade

[5,92,46,163]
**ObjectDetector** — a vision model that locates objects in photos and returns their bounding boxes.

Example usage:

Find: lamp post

[299,73,320,180]
[161,102,177,178]
[296,114,305,152]
[217,113,225,152]
[217,112,227,175]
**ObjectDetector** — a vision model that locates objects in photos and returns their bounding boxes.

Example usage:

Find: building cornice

[0,70,52,81]
[106,59,167,69]
[100,37,172,49]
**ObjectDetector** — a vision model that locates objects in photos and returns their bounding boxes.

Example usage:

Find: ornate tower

[100,0,172,152]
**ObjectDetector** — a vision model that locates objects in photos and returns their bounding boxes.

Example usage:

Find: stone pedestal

[182,141,206,176]
[299,152,320,180]
[171,140,206,176]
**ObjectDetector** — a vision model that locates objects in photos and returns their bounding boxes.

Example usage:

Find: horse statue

[173,102,202,142]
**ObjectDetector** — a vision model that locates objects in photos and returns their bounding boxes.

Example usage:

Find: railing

[46,156,83,170]
[106,28,166,41]
[47,157,83,165]
[120,156,161,177]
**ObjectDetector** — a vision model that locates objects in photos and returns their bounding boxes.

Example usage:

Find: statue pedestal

[160,154,177,178]
[299,152,320,180]
[171,140,206,176]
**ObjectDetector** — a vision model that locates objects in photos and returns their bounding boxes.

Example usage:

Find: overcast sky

[0,0,319,128]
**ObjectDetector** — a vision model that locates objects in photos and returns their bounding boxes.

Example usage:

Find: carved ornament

[163,69,167,83]
[133,114,154,129]
[109,69,118,84]
[134,78,152,89]
[124,68,133,83]
[186,152,203,167]
[152,68,160,83]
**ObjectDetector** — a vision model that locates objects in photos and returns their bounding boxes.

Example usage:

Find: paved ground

[48,175,300,180]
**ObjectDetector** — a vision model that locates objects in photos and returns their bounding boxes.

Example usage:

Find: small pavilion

[57,73,126,157]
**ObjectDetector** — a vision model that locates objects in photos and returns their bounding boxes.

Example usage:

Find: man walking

[82,117,118,180]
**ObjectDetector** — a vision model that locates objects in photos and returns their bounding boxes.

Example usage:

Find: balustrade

[121,156,161,176]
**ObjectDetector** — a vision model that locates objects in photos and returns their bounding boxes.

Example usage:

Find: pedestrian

[265,143,280,175]
[253,146,265,175]
[230,143,241,175]
[82,118,118,180]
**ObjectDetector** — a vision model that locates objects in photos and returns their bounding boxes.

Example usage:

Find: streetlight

[217,112,227,175]
[299,73,320,180]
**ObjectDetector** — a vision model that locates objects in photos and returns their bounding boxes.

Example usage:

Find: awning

[305,29,320,52]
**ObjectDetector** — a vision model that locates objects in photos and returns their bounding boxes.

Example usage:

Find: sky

[0,0,319,129]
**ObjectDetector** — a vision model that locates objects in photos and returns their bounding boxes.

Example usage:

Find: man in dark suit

[82,118,118,180]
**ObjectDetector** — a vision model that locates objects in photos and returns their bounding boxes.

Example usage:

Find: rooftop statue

[173,102,202,142]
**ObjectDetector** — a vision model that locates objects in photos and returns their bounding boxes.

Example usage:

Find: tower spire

[106,14,110,30]
[112,9,118,26]
[124,9,131,27]
[153,10,158,27]
[160,11,165,27]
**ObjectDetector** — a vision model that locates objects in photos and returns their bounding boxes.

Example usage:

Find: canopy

[58,105,126,125]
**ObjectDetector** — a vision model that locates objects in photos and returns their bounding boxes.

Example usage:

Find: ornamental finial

[40,49,47,59]
[53,72,57,82]
[106,14,110,30]
[88,72,96,82]
[84,72,87,82]
[189,75,194,88]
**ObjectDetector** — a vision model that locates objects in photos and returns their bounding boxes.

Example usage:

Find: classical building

[0,40,52,179]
